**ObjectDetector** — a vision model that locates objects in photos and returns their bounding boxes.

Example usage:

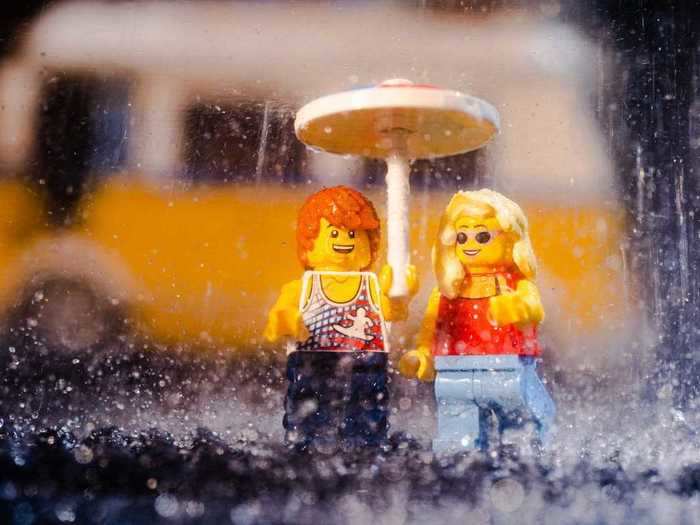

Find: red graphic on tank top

[433,272,541,357]
[297,272,387,353]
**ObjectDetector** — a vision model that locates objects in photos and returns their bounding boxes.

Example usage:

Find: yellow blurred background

[0,1,639,370]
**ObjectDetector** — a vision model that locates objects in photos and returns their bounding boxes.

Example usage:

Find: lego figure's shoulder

[281,277,305,304]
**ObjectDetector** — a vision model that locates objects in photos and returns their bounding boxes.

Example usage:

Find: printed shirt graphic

[296,271,388,353]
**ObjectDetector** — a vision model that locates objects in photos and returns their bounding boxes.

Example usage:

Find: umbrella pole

[385,152,411,298]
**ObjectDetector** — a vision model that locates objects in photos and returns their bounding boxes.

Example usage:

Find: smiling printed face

[454,214,514,271]
[305,218,372,271]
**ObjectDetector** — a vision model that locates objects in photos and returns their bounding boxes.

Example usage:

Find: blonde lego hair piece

[433,189,537,298]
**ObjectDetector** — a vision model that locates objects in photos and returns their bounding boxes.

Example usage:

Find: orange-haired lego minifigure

[264,186,416,448]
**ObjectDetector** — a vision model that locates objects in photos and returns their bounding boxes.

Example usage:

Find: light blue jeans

[433,355,555,451]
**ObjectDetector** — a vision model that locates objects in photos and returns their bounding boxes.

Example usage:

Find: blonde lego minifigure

[400,189,555,451]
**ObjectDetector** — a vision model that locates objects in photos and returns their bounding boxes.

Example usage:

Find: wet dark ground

[1,423,696,525]
[2,341,700,524]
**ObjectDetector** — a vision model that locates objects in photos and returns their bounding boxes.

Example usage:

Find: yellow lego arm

[263,279,309,343]
[488,279,545,327]
[398,287,440,382]
[374,264,419,322]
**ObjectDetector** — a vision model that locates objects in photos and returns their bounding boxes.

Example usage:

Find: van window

[363,149,486,190]
[184,101,304,184]
[35,72,130,223]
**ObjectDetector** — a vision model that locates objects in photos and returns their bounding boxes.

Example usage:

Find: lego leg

[477,358,555,447]
[283,352,344,448]
[433,369,481,451]
[521,359,556,446]
[342,352,389,447]
[477,366,521,421]
[473,368,522,449]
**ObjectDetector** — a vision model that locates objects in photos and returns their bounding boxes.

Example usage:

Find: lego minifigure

[399,189,555,451]
[264,186,416,449]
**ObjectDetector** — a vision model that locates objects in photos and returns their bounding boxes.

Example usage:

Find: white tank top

[295,271,388,353]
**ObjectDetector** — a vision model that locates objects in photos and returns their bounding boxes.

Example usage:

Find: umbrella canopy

[295,79,500,159]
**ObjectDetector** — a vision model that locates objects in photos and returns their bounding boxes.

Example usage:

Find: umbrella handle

[385,153,410,298]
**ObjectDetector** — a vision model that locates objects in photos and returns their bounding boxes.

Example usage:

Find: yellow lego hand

[377,264,419,321]
[378,264,419,297]
[488,280,544,327]
[398,348,436,382]
[406,264,419,297]
[263,308,309,343]
[378,264,393,296]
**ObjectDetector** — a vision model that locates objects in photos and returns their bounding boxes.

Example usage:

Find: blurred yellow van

[0,2,634,369]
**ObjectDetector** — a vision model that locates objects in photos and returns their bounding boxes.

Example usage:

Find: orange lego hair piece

[297,186,380,269]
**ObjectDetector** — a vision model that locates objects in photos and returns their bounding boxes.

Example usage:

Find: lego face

[454,215,514,269]
[305,218,372,271]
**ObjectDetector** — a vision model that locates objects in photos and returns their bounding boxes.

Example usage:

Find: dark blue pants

[283,351,389,448]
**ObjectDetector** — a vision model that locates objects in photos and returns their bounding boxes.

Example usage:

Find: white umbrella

[295,79,500,297]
